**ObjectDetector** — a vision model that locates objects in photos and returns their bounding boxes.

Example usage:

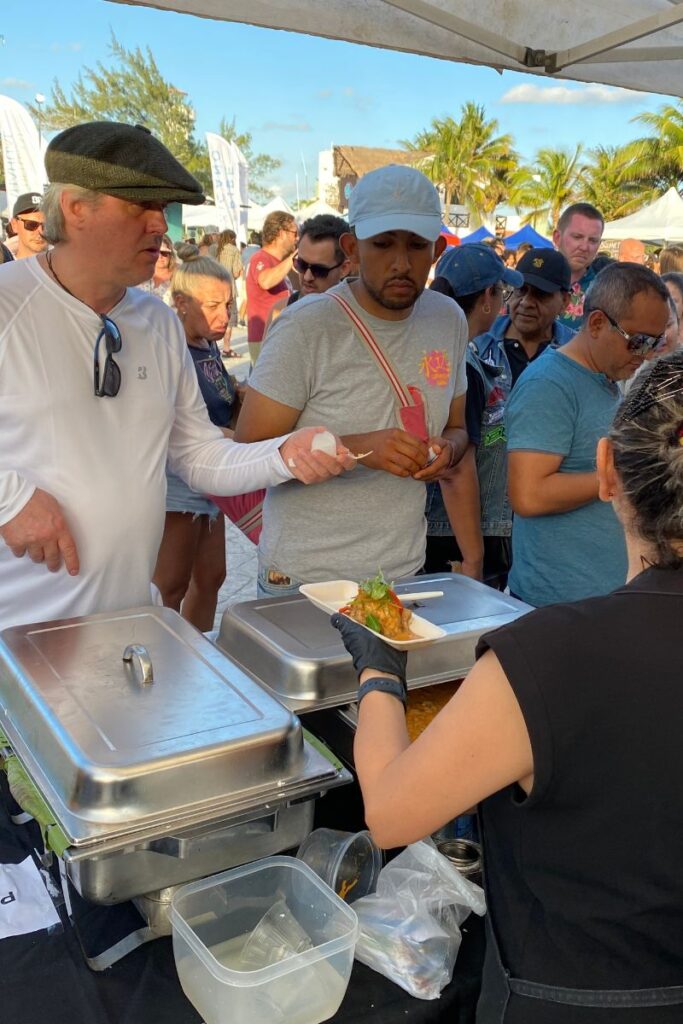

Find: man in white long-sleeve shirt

[0,121,352,631]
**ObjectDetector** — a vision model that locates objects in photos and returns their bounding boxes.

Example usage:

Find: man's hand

[280,427,356,485]
[460,558,484,582]
[412,436,454,482]
[354,429,429,478]
[0,488,79,575]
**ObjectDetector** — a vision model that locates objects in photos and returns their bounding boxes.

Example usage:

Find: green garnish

[365,613,382,634]
[359,569,390,601]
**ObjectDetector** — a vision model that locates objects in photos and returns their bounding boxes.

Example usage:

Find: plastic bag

[352,838,486,1000]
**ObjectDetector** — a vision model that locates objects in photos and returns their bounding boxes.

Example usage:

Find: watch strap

[357,675,408,709]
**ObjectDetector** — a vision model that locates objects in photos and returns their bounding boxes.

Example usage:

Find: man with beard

[9,192,49,259]
[235,164,470,593]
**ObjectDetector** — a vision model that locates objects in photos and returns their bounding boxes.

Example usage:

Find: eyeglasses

[17,217,42,232]
[597,309,666,357]
[293,255,345,280]
[159,249,173,257]
[93,315,122,398]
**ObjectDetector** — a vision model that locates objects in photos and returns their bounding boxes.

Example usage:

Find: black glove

[330,613,408,684]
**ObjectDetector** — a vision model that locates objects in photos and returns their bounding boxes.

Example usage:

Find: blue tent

[460,225,494,244]
[504,224,552,251]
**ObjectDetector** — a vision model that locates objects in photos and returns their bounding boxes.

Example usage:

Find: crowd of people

[1,119,683,1021]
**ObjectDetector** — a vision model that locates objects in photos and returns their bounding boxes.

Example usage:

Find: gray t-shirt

[249,280,468,583]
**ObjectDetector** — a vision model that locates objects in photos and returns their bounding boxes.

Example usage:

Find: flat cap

[45,121,205,205]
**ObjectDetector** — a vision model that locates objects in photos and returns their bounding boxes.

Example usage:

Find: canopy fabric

[106,0,683,98]
[248,195,295,231]
[295,198,343,223]
[602,187,683,243]
[181,203,220,229]
[504,224,553,250]
[461,226,494,244]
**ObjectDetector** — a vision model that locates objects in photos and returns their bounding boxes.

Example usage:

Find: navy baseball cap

[435,242,522,296]
[516,248,571,293]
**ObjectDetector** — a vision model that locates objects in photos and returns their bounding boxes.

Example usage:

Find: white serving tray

[299,580,447,650]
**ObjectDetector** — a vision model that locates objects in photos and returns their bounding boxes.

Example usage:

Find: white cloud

[0,77,33,89]
[49,41,83,54]
[500,83,645,106]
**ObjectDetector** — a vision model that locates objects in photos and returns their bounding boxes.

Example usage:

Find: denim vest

[426,315,575,538]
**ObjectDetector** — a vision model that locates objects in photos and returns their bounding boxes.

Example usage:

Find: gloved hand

[331,613,408,684]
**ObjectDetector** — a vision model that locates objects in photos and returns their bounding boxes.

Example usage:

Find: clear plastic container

[296,829,382,904]
[170,856,359,1024]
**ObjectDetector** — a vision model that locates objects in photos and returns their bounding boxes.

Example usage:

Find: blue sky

[0,1,676,203]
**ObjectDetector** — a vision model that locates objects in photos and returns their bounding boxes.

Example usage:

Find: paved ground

[213,323,259,629]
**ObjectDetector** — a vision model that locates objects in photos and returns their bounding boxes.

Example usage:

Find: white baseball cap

[348,164,442,242]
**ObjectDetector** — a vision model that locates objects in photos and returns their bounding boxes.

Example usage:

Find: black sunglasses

[597,309,666,357]
[159,249,173,257]
[17,217,42,232]
[293,255,345,280]
[93,315,122,398]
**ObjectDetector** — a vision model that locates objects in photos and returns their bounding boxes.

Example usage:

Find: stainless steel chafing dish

[0,607,350,906]
[218,574,532,713]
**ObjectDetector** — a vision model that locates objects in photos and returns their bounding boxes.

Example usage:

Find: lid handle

[122,644,154,686]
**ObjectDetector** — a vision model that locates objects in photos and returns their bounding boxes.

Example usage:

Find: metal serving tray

[0,607,336,845]
[218,574,532,712]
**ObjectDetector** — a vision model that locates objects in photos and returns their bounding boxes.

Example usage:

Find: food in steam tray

[340,570,419,642]
[405,682,461,742]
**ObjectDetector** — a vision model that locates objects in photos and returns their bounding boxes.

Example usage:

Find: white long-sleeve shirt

[0,257,293,629]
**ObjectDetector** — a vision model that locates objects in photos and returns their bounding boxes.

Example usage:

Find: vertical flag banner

[233,141,249,243]
[0,95,46,212]
[206,131,240,233]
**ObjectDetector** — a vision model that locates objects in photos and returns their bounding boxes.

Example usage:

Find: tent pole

[381,0,527,64]
[547,7,683,71]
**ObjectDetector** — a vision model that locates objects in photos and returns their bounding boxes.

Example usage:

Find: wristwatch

[357,675,408,709]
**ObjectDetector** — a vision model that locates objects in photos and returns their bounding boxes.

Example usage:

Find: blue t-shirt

[506,348,627,607]
[188,341,237,428]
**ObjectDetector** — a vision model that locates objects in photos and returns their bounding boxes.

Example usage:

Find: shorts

[166,471,220,521]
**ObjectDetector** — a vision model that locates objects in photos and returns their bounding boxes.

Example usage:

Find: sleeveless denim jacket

[426,315,575,538]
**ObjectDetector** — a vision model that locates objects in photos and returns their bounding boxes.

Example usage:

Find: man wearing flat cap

[0,121,353,631]
[10,192,48,259]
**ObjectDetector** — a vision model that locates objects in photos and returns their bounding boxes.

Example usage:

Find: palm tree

[578,145,651,221]
[622,102,683,194]
[510,146,582,230]
[404,103,517,223]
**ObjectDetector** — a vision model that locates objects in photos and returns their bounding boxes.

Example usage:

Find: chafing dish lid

[0,607,310,831]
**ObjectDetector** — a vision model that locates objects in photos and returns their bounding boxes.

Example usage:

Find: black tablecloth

[0,774,484,1024]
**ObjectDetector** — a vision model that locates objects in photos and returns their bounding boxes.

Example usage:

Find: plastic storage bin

[170,856,360,1024]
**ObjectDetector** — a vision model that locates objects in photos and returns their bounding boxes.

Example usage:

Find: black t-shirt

[465,338,551,446]
[476,566,683,1023]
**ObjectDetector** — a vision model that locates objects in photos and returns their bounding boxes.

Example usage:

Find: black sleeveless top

[477,566,683,1023]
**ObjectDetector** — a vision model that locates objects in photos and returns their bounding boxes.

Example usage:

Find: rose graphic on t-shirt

[419,348,451,387]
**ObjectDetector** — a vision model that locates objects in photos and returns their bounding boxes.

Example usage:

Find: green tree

[622,102,683,194]
[578,145,649,221]
[30,33,280,201]
[510,145,582,230]
[404,103,517,222]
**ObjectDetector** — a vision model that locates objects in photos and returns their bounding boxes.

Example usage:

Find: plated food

[299,576,447,650]
[339,571,418,641]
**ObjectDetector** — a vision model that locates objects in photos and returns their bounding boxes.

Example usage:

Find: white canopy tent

[248,195,295,231]
[295,199,343,223]
[603,187,683,243]
[106,0,683,98]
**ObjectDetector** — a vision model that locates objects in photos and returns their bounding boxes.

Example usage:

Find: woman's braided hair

[610,350,683,567]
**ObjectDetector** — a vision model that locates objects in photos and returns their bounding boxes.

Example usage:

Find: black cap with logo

[13,192,43,218]
[516,248,571,293]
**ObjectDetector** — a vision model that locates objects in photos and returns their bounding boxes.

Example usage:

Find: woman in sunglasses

[153,255,242,631]
[333,350,683,1023]
[137,233,177,304]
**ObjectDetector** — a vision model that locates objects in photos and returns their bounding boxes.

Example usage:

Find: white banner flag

[0,95,46,213]
[206,131,240,233]
[233,141,249,244]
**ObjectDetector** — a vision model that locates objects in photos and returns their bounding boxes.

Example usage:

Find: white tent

[181,203,221,231]
[603,187,683,243]
[107,1,683,98]
[295,199,343,223]
[248,195,296,231]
